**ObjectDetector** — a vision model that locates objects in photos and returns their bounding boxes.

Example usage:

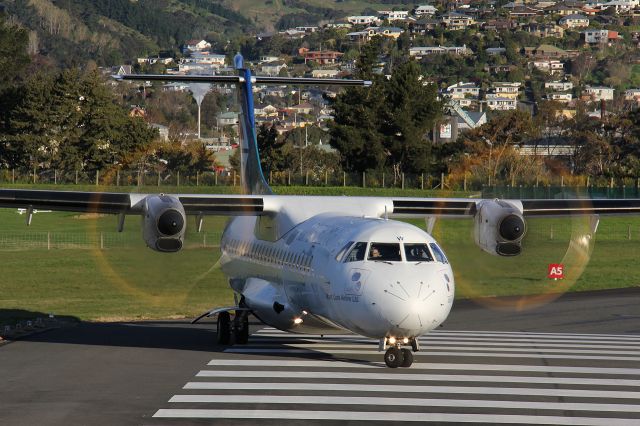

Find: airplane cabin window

[404,243,434,262]
[368,243,402,262]
[344,242,367,262]
[429,243,449,264]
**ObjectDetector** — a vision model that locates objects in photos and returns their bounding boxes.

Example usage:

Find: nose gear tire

[400,348,414,367]
[384,347,404,368]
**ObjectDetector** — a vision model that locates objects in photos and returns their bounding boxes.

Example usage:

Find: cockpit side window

[429,242,449,264]
[404,243,434,262]
[368,243,402,262]
[335,241,354,261]
[344,242,367,262]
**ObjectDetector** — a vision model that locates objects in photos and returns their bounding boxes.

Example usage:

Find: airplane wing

[0,189,266,215]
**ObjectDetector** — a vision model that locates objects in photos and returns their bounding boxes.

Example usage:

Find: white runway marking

[155,328,640,424]
[168,394,640,413]
[183,381,640,399]
[206,359,640,375]
[194,369,640,386]
[153,409,638,425]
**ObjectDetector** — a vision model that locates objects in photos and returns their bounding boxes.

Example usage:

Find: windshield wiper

[373,260,393,265]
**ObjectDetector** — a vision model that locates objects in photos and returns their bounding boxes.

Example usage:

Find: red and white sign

[548,264,564,280]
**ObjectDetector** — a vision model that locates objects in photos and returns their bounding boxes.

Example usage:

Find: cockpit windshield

[429,242,449,264]
[368,243,402,262]
[344,242,367,262]
[404,243,434,262]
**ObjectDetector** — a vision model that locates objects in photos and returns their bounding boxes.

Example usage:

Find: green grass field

[1,185,639,324]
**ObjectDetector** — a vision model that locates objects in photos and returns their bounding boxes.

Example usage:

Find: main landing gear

[216,310,249,345]
[382,337,418,368]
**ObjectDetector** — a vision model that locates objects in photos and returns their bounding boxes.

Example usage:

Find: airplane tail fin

[234,55,272,196]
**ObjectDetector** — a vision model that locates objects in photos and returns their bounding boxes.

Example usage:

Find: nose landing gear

[382,338,416,368]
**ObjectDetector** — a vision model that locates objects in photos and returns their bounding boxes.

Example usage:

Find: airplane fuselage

[220,213,455,341]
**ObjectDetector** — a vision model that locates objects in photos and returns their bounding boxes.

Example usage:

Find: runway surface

[153,327,640,425]
[1,288,639,425]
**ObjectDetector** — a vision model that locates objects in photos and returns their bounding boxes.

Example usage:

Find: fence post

[54,170,57,185]
[343,172,346,187]
[76,170,79,185]
[47,232,50,251]
[137,170,141,186]
[215,172,218,186]
[362,171,366,188]
[100,233,104,250]
[464,175,467,191]
[33,166,36,184]
[177,171,180,187]
[157,171,161,186]
[325,170,328,186]
[305,171,309,185]
[402,173,405,190]
[12,169,14,184]
[233,170,236,186]
[421,173,424,190]
[628,224,632,240]
[203,233,206,248]
[610,177,614,189]
[550,226,554,240]
[288,171,291,186]
[117,170,120,186]
[382,172,385,188]
[95,170,99,186]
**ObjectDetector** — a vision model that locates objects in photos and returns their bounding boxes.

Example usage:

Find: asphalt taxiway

[1,287,639,425]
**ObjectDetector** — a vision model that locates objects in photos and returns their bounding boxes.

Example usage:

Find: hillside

[3,0,414,67]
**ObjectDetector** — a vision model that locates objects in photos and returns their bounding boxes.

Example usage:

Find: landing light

[293,318,303,325]
[388,336,397,345]
[403,337,409,344]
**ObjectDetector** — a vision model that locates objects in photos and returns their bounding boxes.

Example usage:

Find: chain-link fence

[0,231,223,251]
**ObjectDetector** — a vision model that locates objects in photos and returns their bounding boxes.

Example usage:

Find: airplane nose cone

[371,269,453,337]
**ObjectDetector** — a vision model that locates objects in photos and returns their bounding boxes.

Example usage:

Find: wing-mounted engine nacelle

[142,194,186,252]
[474,199,526,256]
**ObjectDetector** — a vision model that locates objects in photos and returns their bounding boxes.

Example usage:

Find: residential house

[624,88,640,101]
[601,0,638,12]
[217,111,239,127]
[486,47,507,55]
[254,104,279,118]
[304,50,343,65]
[261,61,287,76]
[183,52,226,66]
[311,69,341,78]
[414,5,438,15]
[485,94,518,110]
[582,29,622,43]
[509,5,543,18]
[545,80,574,91]
[491,82,521,99]
[181,39,211,53]
[440,12,476,30]
[295,26,319,33]
[483,19,518,31]
[544,3,583,15]
[372,27,404,38]
[289,102,315,115]
[530,59,565,74]
[583,86,615,101]
[446,82,481,106]
[347,16,380,25]
[522,22,565,38]
[347,30,372,42]
[409,45,471,58]
[379,10,410,21]
[411,17,441,33]
[259,55,280,63]
[548,92,574,102]
[559,14,590,28]
[524,44,573,59]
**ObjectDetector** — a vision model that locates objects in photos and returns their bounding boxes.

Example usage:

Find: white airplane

[2,55,640,368]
